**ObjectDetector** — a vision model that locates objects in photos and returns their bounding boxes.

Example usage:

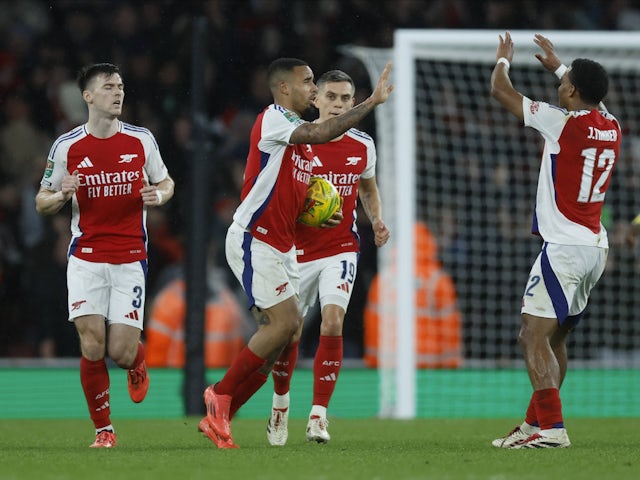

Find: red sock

[312,335,343,408]
[129,341,144,369]
[215,346,266,396]
[229,370,268,419]
[80,357,111,429]
[525,395,538,427]
[272,341,299,395]
[533,388,564,430]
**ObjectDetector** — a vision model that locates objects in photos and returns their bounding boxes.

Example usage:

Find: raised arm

[290,63,394,145]
[534,33,608,112]
[490,31,524,121]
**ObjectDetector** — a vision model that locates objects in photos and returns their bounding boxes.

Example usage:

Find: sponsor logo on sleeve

[530,101,540,114]
[283,111,300,123]
[44,159,54,178]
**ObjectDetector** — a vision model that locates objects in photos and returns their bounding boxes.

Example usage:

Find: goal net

[343,30,640,419]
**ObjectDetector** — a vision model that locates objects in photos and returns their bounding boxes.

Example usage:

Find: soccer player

[490,33,620,448]
[199,58,393,449]
[35,63,175,448]
[265,70,390,446]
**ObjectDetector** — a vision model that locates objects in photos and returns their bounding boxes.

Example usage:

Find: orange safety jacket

[363,223,462,368]
[146,278,245,368]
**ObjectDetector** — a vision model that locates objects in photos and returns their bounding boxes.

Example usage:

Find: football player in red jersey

[35,63,174,448]
[265,70,390,446]
[199,58,393,448]
[491,33,620,448]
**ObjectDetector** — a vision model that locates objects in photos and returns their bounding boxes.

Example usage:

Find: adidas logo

[311,156,323,167]
[319,372,337,382]
[125,310,139,321]
[78,157,94,168]
[337,282,350,293]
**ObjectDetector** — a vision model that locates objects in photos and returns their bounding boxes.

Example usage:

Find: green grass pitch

[1,418,638,480]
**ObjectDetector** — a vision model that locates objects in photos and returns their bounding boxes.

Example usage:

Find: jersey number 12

[577,147,615,203]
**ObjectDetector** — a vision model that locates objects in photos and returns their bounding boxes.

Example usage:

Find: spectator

[364,221,462,368]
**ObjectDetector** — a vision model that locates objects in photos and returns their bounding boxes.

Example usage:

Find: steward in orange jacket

[146,270,246,368]
[364,222,462,368]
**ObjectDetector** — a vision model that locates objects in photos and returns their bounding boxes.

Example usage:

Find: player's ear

[279,80,290,96]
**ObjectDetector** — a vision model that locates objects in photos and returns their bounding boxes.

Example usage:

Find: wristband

[496,57,510,69]
[155,190,163,205]
[632,214,640,226]
[554,64,568,79]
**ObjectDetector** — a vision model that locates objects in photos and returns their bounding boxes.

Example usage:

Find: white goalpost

[344,30,640,419]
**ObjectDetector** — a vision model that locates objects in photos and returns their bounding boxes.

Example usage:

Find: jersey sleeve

[141,130,169,184]
[257,106,305,152]
[522,96,569,143]
[361,137,377,179]
[40,141,70,191]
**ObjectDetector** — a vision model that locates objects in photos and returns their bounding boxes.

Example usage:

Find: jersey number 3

[577,147,615,203]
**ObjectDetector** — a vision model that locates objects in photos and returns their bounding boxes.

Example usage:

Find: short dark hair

[316,70,355,92]
[77,63,121,92]
[569,58,608,105]
[267,58,309,89]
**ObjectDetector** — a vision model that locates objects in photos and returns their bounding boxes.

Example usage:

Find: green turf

[1,418,638,480]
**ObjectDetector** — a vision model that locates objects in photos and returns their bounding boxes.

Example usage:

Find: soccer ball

[298,176,341,227]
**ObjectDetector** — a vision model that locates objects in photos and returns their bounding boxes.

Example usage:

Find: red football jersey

[523,97,621,246]
[41,122,169,263]
[295,128,377,262]
[233,104,314,253]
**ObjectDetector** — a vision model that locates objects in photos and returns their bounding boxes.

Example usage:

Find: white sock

[273,392,289,409]
[96,425,114,435]
[310,405,327,418]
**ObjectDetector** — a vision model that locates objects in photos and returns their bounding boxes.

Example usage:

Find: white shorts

[298,252,358,317]
[225,222,299,310]
[521,242,607,327]
[67,255,147,328]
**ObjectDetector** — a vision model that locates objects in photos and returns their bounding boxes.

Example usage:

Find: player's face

[84,73,124,118]
[288,66,317,115]
[314,81,355,122]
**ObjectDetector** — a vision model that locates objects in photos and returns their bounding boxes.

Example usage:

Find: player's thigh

[298,260,322,317]
[521,243,606,322]
[226,223,299,309]
[67,256,110,320]
[317,252,358,311]
[568,245,607,315]
[106,261,147,329]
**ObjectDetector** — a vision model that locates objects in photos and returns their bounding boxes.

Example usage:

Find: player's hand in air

[533,34,562,72]
[370,62,394,106]
[496,31,514,64]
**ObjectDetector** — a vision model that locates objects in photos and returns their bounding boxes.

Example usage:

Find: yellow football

[298,176,341,227]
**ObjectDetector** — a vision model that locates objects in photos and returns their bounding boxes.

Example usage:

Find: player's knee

[320,316,343,336]
[108,343,136,368]
[79,336,105,360]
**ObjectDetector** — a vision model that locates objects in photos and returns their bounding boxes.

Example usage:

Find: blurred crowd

[1,0,639,359]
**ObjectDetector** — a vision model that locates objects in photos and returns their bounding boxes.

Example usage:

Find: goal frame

[346,29,640,419]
